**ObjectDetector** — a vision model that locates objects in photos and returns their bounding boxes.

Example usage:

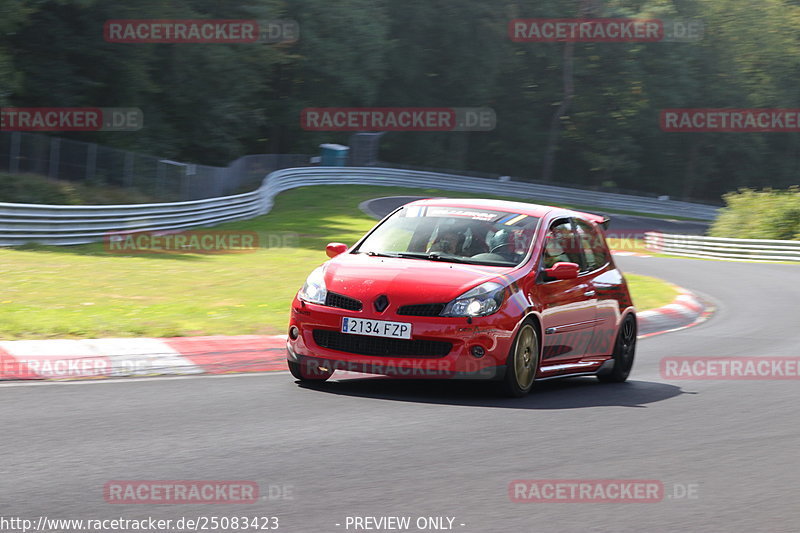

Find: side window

[541,219,582,270]
[575,219,610,273]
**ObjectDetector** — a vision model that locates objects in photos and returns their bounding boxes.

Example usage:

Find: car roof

[403,197,602,224]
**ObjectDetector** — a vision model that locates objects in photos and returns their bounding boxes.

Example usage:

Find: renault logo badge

[374,295,389,312]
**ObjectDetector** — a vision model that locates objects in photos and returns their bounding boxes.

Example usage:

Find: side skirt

[535,358,614,381]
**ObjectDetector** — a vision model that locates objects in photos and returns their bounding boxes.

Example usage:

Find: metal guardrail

[644,232,800,262]
[1,167,721,246]
[255,167,720,219]
[0,192,263,246]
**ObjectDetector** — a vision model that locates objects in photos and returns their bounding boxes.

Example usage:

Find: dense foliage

[709,187,800,240]
[2,0,799,203]
[0,172,156,204]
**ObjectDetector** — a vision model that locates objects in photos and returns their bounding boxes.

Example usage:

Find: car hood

[323,253,511,304]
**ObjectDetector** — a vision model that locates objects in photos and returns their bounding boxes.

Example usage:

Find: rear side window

[575,219,610,272]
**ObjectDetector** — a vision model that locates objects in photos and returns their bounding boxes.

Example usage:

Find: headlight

[298,266,327,305]
[441,281,505,317]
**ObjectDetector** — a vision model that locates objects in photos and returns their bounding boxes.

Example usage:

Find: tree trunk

[541,41,575,182]
[541,0,598,182]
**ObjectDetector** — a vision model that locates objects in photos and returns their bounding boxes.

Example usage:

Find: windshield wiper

[393,252,476,264]
[358,250,456,261]
[362,251,402,258]
[360,250,514,266]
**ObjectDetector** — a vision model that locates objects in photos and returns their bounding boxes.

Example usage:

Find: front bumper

[287,298,520,380]
[287,343,506,380]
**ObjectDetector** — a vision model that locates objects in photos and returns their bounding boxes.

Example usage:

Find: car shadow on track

[296,376,687,409]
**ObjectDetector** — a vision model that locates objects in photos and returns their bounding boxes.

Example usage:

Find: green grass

[0,173,157,204]
[624,273,679,311]
[0,185,680,339]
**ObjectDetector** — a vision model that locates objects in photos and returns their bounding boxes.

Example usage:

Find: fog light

[289,326,299,340]
[470,345,486,358]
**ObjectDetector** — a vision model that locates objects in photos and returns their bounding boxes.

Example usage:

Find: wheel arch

[520,310,544,359]
[619,307,638,334]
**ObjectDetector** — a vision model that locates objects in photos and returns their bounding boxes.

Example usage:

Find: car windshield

[354,205,541,266]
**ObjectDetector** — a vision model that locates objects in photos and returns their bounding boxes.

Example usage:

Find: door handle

[584,290,596,297]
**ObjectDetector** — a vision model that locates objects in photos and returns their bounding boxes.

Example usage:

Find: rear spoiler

[577,211,611,231]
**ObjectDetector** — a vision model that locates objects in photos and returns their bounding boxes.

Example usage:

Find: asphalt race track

[2,229,799,531]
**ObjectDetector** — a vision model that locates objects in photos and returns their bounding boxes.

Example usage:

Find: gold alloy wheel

[514,324,539,390]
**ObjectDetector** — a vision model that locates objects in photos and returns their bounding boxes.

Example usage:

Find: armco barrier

[0,192,262,246]
[1,167,719,246]
[645,232,800,262]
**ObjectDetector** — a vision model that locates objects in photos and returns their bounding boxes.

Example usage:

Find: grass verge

[624,273,679,311]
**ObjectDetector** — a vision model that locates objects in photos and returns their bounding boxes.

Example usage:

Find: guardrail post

[9,132,21,174]
[48,137,61,179]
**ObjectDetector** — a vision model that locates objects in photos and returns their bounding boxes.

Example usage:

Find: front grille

[397,303,446,317]
[313,330,451,358]
[325,292,362,311]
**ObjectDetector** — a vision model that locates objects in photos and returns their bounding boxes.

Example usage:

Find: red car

[286,198,637,397]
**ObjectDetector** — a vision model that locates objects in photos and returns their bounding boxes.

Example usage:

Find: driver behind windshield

[486,228,518,261]
[427,223,490,256]
[428,228,463,255]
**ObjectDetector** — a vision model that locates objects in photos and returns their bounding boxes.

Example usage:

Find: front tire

[288,360,334,382]
[597,314,637,383]
[499,320,540,397]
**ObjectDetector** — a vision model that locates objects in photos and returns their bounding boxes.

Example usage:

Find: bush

[709,187,800,241]
[0,173,157,205]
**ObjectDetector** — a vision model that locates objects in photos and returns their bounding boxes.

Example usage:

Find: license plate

[341,317,412,339]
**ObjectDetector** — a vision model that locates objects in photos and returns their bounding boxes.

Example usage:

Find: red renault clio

[286,198,636,397]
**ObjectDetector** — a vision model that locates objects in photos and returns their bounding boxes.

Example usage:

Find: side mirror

[326,242,348,258]
[544,262,579,280]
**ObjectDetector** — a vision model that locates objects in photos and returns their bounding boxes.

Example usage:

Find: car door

[574,218,626,356]
[572,218,606,356]
[535,218,598,365]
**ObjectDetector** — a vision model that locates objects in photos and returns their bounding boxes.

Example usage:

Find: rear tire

[499,320,540,398]
[288,360,334,382]
[597,314,637,383]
